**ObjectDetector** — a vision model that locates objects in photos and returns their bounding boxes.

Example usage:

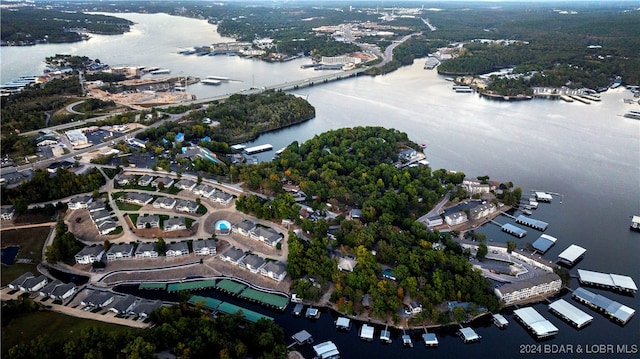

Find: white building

[193,239,217,255]
[444,211,468,226]
[66,129,88,148]
[68,195,93,210]
[494,273,562,305]
[164,217,187,232]
[260,261,287,282]
[166,242,189,257]
[74,246,105,265]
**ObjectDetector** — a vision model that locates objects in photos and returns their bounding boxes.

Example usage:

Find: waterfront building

[193,239,217,255]
[312,341,340,359]
[74,246,105,265]
[220,246,246,264]
[501,223,527,238]
[106,243,134,261]
[135,243,158,259]
[494,272,562,305]
[359,324,375,341]
[241,254,266,273]
[178,146,220,163]
[445,211,468,226]
[557,244,586,266]
[516,215,549,231]
[531,234,557,253]
[165,241,189,257]
[458,327,481,343]
[469,202,497,220]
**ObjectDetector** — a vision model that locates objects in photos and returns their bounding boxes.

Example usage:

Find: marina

[534,192,553,202]
[150,68,171,75]
[187,295,274,323]
[515,215,548,231]
[513,307,559,339]
[557,244,586,266]
[359,324,375,341]
[531,234,558,253]
[201,79,222,86]
[492,313,509,328]
[548,299,594,329]
[632,215,640,231]
[577,269,638,294]
[452,85,474,93]
[572,287,635,325]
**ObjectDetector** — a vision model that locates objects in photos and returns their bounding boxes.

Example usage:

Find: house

[193,184,215,198]
[135,243,158,259]
[90,209,112,223]
[151,176,174,188]
[494,272,562,305]
[116,174,136,186]
[164,217,187,232]
[125,192,154,205]
[1,206,15,220]
[233,219,256,236]
[138,175,154,186]
[82,291,114,308]
[110,295,138,315]
[136,215,160,229]
[106,243,134,261]
[88,200,106,212]
[382,268,397,281]
[444,211,468,226]
[175,179,197,191]
[220,246,245,264]
[193,239,217,255]
[97,220,118,235]
[260,261,287,281]
[469,202,497,220]
[9,272,34,290]
[349,208,362,220]
[175,199,198,214]
[132,300,163,318]
[241,254,266,273]
[50,283,77,301]
[462,179,493,194]
[20,275,48,292]
[338,257,357,272]
[398,148,418,162]
[211,190,233,204]
[406,301,423,314]
[75,246,105,264]
[153,197,177,209]
[39,279,63,297]
[177,146,220,163]
[424,215,443,227]
[68,195,93,210]
[166,241,189,257]
[174,132,185,143]
[249,226,283,247]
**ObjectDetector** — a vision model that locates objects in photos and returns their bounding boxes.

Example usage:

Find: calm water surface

[3,13,639,358]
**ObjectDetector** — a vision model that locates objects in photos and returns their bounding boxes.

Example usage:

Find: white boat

[201,79,222,85]
[150,68,170,75]
[206,75,230,81]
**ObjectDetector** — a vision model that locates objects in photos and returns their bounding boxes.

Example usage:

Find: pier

[187,295,274,323]
[548,299,593,329]
[557,244,586,266]
[515,215,549,231]
[501,223,528,238]
[532,234,557,253]
[513,307,559,338]
[577,269,638,294]
[572,287,635,325]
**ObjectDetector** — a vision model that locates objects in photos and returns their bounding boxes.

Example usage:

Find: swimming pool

[214,220,231,235]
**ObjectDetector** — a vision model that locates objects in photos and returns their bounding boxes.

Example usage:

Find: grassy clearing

[1,227,51,285]
[115,201,142,211]
[1,310,136,356]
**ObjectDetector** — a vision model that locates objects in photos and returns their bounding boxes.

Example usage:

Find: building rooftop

[532,234,557,253]
[548,299,593,328]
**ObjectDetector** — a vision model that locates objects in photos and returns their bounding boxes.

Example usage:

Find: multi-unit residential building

[166,241,189,257]
[260,261,287,282]
[241,254,266,273]
[74,245,105,264]
[175,179,197,191]
[219,246,246,264]
[68,195,93,210]
[136,215,160,229]
[106,243,134,261]
[135,243,158,259]
[193,239,217,255]
[250,226,284,247]
[153,197,177,209]
[151,176,174,188]
[175,199,198,214]
[232,219,256,236]
[193,184,215,198]
[125,192,154,205]
[164,217,187,231]
[494,272,562,305]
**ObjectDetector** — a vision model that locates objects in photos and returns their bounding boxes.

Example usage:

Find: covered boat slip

[515,215,549,231]
[531,234,557,253]
[548,299,593,328]
[167,280,216,292]
[335,316,351,330]
[239,287,289,310]
[557,244,586,266]
[577,269,638,293]
[292,330,313,345]
[458,327,481,343]
[572,287,635,325]
[313,341,340,359]
[422,332,438,347]
[359,324,375,341]
[187,295,274,323]
[216,278,247,294]
[513,307,559,338]
[492,313,509,328]
[535,192,553,202]
[138,282,167,290]
[502,223,527,238]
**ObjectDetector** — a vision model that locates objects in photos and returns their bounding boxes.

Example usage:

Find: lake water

[4,13,639,358]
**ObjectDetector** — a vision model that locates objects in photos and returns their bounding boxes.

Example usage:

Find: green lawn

[1,310,136,356]
[115,201,142,211]
[1,227,50,286]
[162,185,181,195]
[185,218,195,228]
[196,204,207,215]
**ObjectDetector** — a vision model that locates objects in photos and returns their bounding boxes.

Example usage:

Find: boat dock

[631,215,640,231]
[577,269,638,294]
[492,313,509,328]
[292,303,304,317]
[515,215,549,231]
[422,331,438,347]
[532,234,558,253]
[313,341,340,359]
[335,317,351,331]
[305,307,321,319]
[291,330,314,345]
[557,244,586,266]
[380,325,391,344]
[548,299,593,328]
[187,295,273,323]
[458,327,481,343]
[453,85,474,93]
[244,144,273,155]
[513,307,559,339]
[401,329,413,347]
[569,95,590,104]
[501,223,528,238]
[534,191,553,202]
[359,324,375,341]
[559,94,574,102]
[572,287,635,325]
